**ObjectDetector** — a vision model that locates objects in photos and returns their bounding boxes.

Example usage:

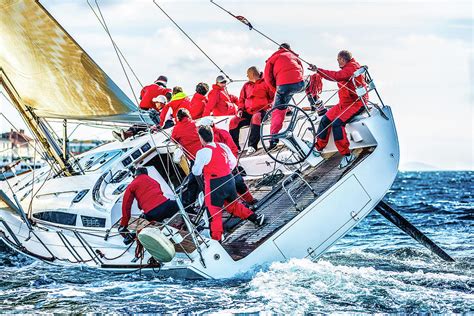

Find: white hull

[0,106,399,279]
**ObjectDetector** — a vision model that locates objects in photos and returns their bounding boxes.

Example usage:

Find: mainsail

[0,0,137,119]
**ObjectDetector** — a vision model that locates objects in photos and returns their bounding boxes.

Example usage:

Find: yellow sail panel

[0,0,137,119]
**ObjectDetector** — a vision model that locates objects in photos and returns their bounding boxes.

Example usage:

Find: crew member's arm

[318,66,354,82]
[238,84,247,111]
[120,183,136,227]
[159,103,171,127]
[191,147,212,176]
[219,143,237,170]
[203,91,216,117]
[263,60,276,90]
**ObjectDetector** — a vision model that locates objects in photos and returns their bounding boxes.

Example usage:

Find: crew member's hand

[308,64,318,72]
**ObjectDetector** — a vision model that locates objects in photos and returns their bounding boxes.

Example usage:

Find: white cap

[198,117,214,127]
[152,95,167,104]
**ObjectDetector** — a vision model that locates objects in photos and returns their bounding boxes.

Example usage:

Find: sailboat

[0,1,453,279]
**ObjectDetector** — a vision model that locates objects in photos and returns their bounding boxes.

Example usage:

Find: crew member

[192,126,265,241]
[139,75,172,110]
[189,82,209,120]
[311,50,368,168]
[199,117,258,206]
[171,108,202,161]
[229,66,274,154]
[202,75,238,117]
[171,108,203,206]
[264,43,304,149]
[120,167,179,229]
[159,86,191,127]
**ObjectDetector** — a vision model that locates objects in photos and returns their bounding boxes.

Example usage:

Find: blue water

[1,171,472,313]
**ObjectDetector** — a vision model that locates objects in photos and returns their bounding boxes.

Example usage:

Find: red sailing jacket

[171,117,202,160]
[139,84,171,110]
[159,93,191,126]
[213,127,238,158]
[121,174,168,226]
[248,78,274,114]
[238,81,254,112]
[238,79,274,114]
[203,84,238,117]
[317,58,368,107]
[203,143,231,179]
[264,48,304,89]
[189,93,208,120]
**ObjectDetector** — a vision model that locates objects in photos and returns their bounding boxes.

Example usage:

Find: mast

[0,68,73,176]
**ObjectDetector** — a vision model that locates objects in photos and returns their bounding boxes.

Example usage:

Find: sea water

[0,171,472,313]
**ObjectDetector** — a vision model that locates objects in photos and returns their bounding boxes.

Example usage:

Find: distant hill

[400,161,439,171]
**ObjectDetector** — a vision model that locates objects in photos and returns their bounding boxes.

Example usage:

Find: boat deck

[221,147,374,260]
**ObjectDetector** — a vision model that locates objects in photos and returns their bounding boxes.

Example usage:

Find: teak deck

[221,148,373,260]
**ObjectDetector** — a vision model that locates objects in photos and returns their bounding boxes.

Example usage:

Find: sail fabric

[0,0,137,119]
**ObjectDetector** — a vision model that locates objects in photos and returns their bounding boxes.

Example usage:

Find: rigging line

[85,0,143,88]
[152,0,234,82]
[209,0,365,93]
[87,0,140,105]
[209,0,313,66]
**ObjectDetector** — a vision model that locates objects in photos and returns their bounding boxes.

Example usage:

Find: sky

[0,0,472,170]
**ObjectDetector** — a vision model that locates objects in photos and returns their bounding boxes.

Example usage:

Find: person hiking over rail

[192,125,265,241]
[264,43,305,150]
[309,50,368,169]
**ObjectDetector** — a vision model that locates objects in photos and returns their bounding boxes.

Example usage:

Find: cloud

[2,0,472,169]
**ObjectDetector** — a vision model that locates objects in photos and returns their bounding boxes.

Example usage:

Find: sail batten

[0,0,137,119]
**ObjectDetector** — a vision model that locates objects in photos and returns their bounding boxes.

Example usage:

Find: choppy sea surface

[1,171,472,314]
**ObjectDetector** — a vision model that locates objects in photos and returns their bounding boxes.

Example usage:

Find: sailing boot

[248,213,265,226]
[339,153,356,169]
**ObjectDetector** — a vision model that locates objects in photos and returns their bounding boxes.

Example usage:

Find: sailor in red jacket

[229,66,274,154]
[159,86,191,127]
[199,117,258,206]
[264,43,305,149]
[189,83,209,120]
[311,50,368,168]
[192,126,264,241]
[139,75,172,110]
[202,75,238,117]
[171,108,202,161]
[120,167,178,229]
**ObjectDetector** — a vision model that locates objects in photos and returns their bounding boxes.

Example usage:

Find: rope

[152,0,234,82]
[87,0,140,105]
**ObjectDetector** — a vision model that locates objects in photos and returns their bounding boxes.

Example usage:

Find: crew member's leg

[143,199,180,223]
[248,111,265,151]
[269,81,305,147]
[233,170,256,205]
[229,112,252,150]
[315,105,342,151]
[205,176,229,241]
